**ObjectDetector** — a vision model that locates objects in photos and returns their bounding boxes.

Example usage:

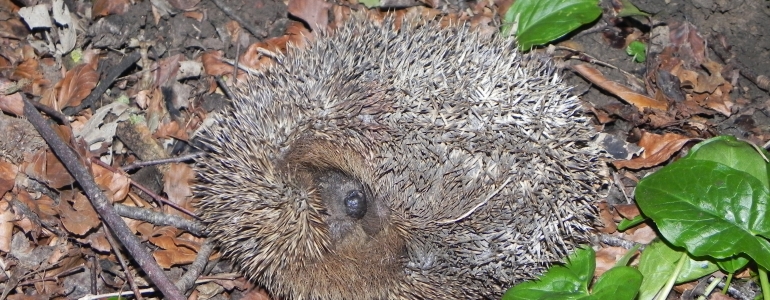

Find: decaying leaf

[573,64,668,111]
[613,131,693,170]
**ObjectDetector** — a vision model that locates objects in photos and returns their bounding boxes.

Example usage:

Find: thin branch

[121,152,204,172]
[209,0,267,39]
[175,240,215,292]
[22,98,185,300]
[113,203,205,236]
[103,227,144,300]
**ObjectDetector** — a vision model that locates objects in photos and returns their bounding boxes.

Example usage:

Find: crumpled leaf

[573,64,668,111]
[613,131,692,169]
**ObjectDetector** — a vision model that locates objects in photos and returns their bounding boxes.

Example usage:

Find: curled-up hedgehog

[195,14,605,299]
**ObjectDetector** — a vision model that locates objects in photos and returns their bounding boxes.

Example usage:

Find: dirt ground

[0,0,769,298]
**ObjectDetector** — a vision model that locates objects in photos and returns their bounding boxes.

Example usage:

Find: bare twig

[175,240,215,292]
[103,228,144,300]
[113,203,205,236]
[209,0,267,39]
[22,98,185,300]
[121,152,204,172]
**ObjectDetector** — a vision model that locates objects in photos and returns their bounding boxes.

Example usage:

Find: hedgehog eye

[344,190,367,219]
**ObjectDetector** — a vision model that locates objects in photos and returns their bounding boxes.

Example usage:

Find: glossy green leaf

[626,41,646,63]
[502,0,602,50]
[616,0,650,17]
[502,247,594,300]
[677,254,718,283]
[617,215,645,231]
[715,255,750,273]
[637,240,681,300]
[588,266,642,300]
[686,135,770,188]
[635,159,770,270]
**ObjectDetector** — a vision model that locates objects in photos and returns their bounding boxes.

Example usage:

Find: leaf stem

[696,276,722,300]
[655,251,687,300]
[722,273,733,294]
[759,266,770,300]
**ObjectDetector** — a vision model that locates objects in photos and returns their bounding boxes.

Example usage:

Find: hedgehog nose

[344,190,367,219]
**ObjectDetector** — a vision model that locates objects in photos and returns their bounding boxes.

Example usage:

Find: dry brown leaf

[59,193,100,236]
[573,64,669,111]
[23,149,75,188]
[612,131,693,170]
[163,163,195,213]
[154,53,183,88]
[201,50,233,77]
[0,159,17,198]
[92,164,131,201]
[669,21,706,66]
[0,198,15,252]
[92,0,130,17]
[288,0,332,33]
[54,59,99,108]
[595,246,630,276]
[622,223,657,244]
[153,247,198,268]
[613,203,641,220]
[596,202,617,233]
[80,230,111,252]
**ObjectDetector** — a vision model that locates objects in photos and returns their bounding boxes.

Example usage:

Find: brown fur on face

[277,138,410,299]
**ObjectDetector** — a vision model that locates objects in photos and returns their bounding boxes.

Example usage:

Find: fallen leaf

[0,198,15,252]
[53,59,99,108]
[59,193,100,236]
[612,131,693,169]
[92,0,130,17]
[23,149,75,188]
[595,246,630,276]
[573,64,669,111]
[0,159,17,198]
[613,203,641,220]
[288,0,332,33]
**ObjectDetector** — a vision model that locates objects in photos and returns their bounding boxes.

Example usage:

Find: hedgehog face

[315,169,388,243]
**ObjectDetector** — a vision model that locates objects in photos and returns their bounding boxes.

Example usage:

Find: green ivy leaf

[635,159,770,270]
[589,266,642,300]
[502,0,602,50]
[502,246,594,299]
[686,135,770,187]
[715,255,750,273]
[626,41,646,63]
[616,0,650,17]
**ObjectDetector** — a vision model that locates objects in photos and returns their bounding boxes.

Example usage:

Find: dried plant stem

[22,99,185,300]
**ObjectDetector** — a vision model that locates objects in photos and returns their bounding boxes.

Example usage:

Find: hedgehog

[194,14,605,299]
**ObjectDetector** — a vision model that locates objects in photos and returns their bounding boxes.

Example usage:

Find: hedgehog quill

[195,15,605,299]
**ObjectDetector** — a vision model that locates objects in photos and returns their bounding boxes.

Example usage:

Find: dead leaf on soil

[288,0,332,33]
[669,21,706,67]
[0,159,17,198]
[44,59,99,109]
[163,163,194,215]
[23,149,75,188]
[595,246,631,276]
[613,131,693,170]
[59,192,100,236]
[573,64,669,111]
[92,0,130,17]
[0,198,15,252]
